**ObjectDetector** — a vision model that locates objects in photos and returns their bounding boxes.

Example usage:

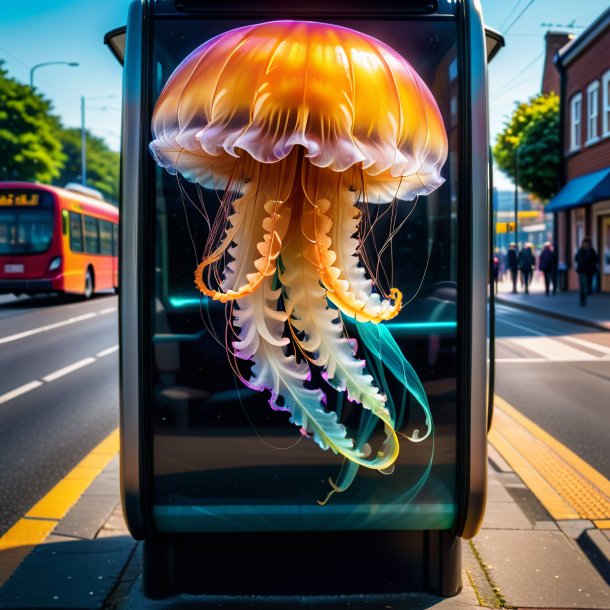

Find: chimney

[542,31,573,94]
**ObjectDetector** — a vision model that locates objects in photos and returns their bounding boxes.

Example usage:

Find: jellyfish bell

[150,20,448,496]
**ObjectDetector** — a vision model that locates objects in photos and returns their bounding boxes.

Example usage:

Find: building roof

[555,6,610,67]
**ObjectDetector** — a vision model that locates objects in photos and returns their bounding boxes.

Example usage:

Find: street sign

[496,221,516,233]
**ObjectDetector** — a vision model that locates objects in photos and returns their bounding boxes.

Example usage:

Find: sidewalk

[495,275,610,331]
[1,443,609,609]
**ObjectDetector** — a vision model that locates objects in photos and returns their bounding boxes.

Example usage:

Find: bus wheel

[84,269,94,299]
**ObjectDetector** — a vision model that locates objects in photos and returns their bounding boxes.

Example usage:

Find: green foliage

[54,128,120,203]
[0,61,65,182]
[493,93,560,202]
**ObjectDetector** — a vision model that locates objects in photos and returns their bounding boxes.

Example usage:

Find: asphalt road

[0,293,119,537]
[494,302,610,479]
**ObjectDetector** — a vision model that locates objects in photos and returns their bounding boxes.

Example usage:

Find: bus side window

[62,210,69,235]
[69,212,83,253]
[99,220,113,255]
[112,223,118,256]
[84,216,100,254]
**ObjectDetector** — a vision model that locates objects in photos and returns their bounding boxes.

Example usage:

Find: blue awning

[546,167,610,212]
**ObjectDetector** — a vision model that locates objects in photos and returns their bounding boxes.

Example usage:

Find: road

[494,302,610,479]
[0,293,119,537]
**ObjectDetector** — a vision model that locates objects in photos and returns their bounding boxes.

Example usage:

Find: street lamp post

[80,95,118,186]
[30,61,79,88]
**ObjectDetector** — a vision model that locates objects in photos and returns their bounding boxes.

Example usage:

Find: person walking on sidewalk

[575,237,599,306]
[539,241,555,296]
[518,243,535,295]
[507,242,519,293]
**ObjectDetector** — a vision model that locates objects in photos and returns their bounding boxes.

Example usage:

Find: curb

[495,295,610,332]
[579,529,610,586]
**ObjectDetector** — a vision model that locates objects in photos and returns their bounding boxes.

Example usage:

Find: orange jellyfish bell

[150,20,448,496]
[150,20,447,199]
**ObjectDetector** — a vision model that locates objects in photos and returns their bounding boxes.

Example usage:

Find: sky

[0,0,608,190]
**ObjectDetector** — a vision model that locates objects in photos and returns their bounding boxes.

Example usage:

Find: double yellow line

[490,395,610,528]
[0,428,119,587]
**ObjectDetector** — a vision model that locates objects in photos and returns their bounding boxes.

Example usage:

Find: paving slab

[54,496,119,540]
[0,537,135,609]
[473,529,610,608]
[481,499,532,530]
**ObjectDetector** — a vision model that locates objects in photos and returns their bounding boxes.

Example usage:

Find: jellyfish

[150,21,448,495]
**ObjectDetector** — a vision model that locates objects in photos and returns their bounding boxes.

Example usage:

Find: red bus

[0,182,119,298]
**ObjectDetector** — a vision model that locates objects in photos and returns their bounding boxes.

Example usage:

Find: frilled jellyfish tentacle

[194,194,292,303]
[232,277,396,468]
[301,168,402,323]
[280,200,399,469]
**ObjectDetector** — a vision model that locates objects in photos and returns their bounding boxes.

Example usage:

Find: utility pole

[81,96,87,186]
[514,147,519,247]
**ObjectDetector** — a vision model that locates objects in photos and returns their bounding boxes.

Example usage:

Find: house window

[570,93,582,151]
[603,70,610,138]
[586,81,599,145]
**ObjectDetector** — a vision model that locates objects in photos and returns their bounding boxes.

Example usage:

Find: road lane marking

[496,316,546,337]
[42,358,97,382]
[0,381,44,406]
[507,336,598,361]
[100,307,117,315]
[0,312,97,345]
[96,345,119,357]
[494,357,546,363]
[0,346,118,407]
[561,335,610,356]
[490,395,610,522]
[0,428,119,586]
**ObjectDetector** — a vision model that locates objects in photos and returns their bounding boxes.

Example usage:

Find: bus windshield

[0,189,55,255]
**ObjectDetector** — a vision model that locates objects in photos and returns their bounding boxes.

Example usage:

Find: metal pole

[81,96,87,186]
[29,61,79,88]
[514,147,519,247]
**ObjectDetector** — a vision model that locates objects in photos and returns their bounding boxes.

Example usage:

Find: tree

[54,128,120,203]
[0,61,65,182]
[493,93,560,202]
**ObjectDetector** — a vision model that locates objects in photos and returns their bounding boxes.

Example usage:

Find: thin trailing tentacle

[302,166,402,323]
[232,276,397,470]
[280,198,400,469]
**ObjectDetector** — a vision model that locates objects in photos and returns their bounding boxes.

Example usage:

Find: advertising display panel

[110,0,501,598]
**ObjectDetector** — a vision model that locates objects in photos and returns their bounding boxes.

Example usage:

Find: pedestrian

[518,243,535,295]
[574,237,599,306]
[507,242,519,294]
[492,252,500,294]
[539,241,555,296]
[550,243,559,294]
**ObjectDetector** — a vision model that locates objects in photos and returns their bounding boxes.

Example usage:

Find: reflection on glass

[150,17,460,532]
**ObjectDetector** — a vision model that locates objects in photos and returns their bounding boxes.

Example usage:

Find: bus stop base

[142,530,461,600]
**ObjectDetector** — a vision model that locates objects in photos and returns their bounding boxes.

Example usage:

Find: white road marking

[560,335,610,356]
[100,308,117,315]
[495,357,547,363]
[0,381,44,406]
[0,345,118,407]
[42,358,97,382]
[0,312,97,345]
[507,337,599,361]
[96,345,118,357]
[496,317,546,337]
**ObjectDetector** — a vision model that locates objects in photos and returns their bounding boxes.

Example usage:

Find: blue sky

[1,0,608,190]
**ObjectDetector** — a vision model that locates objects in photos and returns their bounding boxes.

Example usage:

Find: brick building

[547,7,610,292]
